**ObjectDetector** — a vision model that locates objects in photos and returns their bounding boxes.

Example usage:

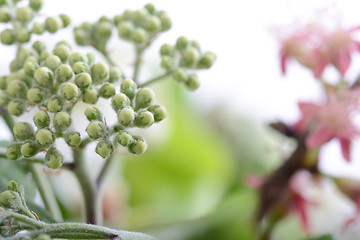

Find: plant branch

[96,154,115,190]
[133,47,144,83]
[138,72,172,88]
[99,49,127,79]
[0,106,15,139]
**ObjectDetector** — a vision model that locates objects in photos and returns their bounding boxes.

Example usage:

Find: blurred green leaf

[302,235,333,240]
[27,200,57,223]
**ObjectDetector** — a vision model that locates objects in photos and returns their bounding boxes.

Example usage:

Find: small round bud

[122,9,133,20]
[9,60,21,73]
[0,92,11,106]
[56,40,71,49]
[21,141,39,158]
[0,76,7,90]
[135,110,154,128]
[120,78,137,99]
[13,122,33,141]
[0,190,22,209]
[0,7,11,23]
[95,140,114,158]
[135,88,154,109]
[72,62,89,74]
[128,137,147,155]
[45,17,63,33]
[117,131,134,146]
[84,106,102,121]
[173,68,187,82]
[182,47,199,67]
[27,87,43,104]
[44,55,62,72]
[114,15,123,26]
[176,36,188,50]
[87,52,95,65]
[19,49,36,64]
[45,148,63,169]
[190,40,200,50]
[96,21,112,38]
[108,66,122,83]
[7,80,27,98]
[148,105,166,122]
[117,21,133,39]
[6,73,17,84]
[132,9,147,25]
[32,22,45,35]
[144,3,155,14]
[185,74,200,91]
[33,110,50,128]
[74,28,89,46]
[90,62,109,84]
[86,121,105,140]
[24,61,39,77]
[99,83,116,99]
[75,73,92,89]
[29,0,42,11]
[16,7,33,23]
[99,16,111,23]
[160,43,173,56]
[132,28,146,44]
[111,93,130,111]
[40,50,51,61]
[36,128,54,147]
[59,82,79,101]
[34,67,54,87]
[36,235,51,240]
[59,14,71,27]
[54,111,71,131]
[47,96,63,113]
[117,107,135,127]
[7,99,25,116]
[54,44,71,62]
[1,29,15,45]
[160,14,172,31]
[55,64,74,83]
[82,86,99,104]
[197,52,217,69]
[16,70,32,88]
[145,16,160,32]
[161,56,172,70]
[64,131,81,148]
[6,143,22,160]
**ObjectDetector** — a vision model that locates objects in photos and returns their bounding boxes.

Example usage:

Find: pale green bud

[148,104,166,122]
[135,88,154,109]
[21,141,39,158]
[45,147,63,169]
[9,60,22,73]
[108,66,122,83]
[36,128,54,147]
[90,62,109,85]
[74,28,89,46]
[29,0,42,11]
[7,80,27,98]
[6,143,21,160]
[120,78,137,99]
[75,73,92,89]
[16,69,32,88]
[44,55,62,72]
[117,21,133,39]
[16,7,33,23]
[114,15,123,26]
[144,3,155,14]
[55,64,74,83]
[64,131,81,148]
[176,36,188,50]
[86,120,105,139]
[111,93,130,111]
[190,40,200,50]
[34,67,54,87]
[173,68,187,82]
[36,235,51,240]
[16,29,31,43]
[18,49,36,64]
[135,110,154,128]
[87,53,95,65]
[132,9,148,25]
[40,50,51,61]
[0,76,6,90]
[185,74,200,91]
[117,107,135,126]
[45,17,63,33]
[145,16,160,32]
[13,122,33,141]
[161,56,172,70]
[0,7,11,23]
[7,99,25,116]
[95,140,114,158]
[160,43,173,56]
[0,92,11,106]
[96,21,112,38]
[132,28,146,44]
[117,131,134,146]
[59,82,79,100]
[24,61,39,77]
[6,73,17,83]
[6,180,24,195]
[56,40,71,49]
[47,96,63,113]
[59,14,71,27]
[27,87,43,104]
[1,29,15,45]
[0,190,22,209]
[182,47,199,67]
[197,52,216,69]
[54,44,71,63]
[99,83,116,99]
[72,62,89,74]
[32,22,45,35]
[84,106,102,121]
[160,14,171,31]
[128,137,147,155]
[82,86,99,104]
[33,110,50,128]
[122,9,133,20]
[54,111,71,131]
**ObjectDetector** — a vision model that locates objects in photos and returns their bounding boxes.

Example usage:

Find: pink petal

[334,52,351,75]
[306,125,333,148]
[339,137,352,162]
[294,195,309,232]
[313,58,328,79]
[281,53,287,74]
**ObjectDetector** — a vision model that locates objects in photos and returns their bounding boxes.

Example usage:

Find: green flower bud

[82,86,99,104]
[55,64,74,83]
[148,104,166,122]
[45,17,63,33]
[9,60,21,73]
[95,140,114,158]
[132,9,148,25]
[197,52,216,69]
[135,88,154,109]
[99,16,111,23]
[122,9,133,20]
[64,131,81,148]
[6,73,17,84]
[7,80,27,98]
[59,82,79,100]
[47,96,63,113]
[111,93,130,111]
[120,78,137,99]
[36,235,51,240]
[32,22,45,35]
[84,106,102,121]
[7,99,25,116]
[34,67,54,87]
[108,66,122,83]
[0,76,6,90]
[99,83,115,99]
[132,28,146,44]
[96,21,112,38]
[33,110,50,128]
[190,40,200,50]
[13,122,33,141]
[74,28,89,46]
[0,92,11,106]
[117,107,135,126]
[135,110,154,128]
[24,56,39,64]
[6,143,21,160]
[161,56,172,70]
[16,69,33,88]
[182,47,199,67]
[54,44,71,63]
[87,52,95,65]
[56,40,71,49]
[117,21,133,39]
[40,50,51,61]
[75,73,92,89]
[160,14,171,31]
[59,14,71,27]
[69,51,85,66]
[18,49,36,64]
[117,131,134,146]
[185,74,200,91]
[24,61,39,77]
[21,141,39,158]
[16,7,33,23]
[6,180,24,195]
[114,15,123,26]
[160,43,173,56]
[36,128,54,147]
[27,87,43,104]
[0,190,22,209]
[1,29,15,45]
[145,16,160,32]
[0,7,11,23]
[0,0,7,6]
[176,36,188,50]
[144,3,155,14]
[86,120,105,139]
[44,55,62,72]
[173,68,187,82]
[54,111,71,131]
[90,62,109,84]
[45,147,63,169]
[29,0,42,11]
[128,137,147,155]
[72,62,89,74]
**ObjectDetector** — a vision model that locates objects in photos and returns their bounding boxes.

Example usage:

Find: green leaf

[27,200,57,223]
[302,235,333,240]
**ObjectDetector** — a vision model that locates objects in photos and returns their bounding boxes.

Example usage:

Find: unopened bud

[95,140,114,158]
[45,147,63,169]
[33,110,50,128]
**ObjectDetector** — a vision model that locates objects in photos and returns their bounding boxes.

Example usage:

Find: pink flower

[294,89,360,161]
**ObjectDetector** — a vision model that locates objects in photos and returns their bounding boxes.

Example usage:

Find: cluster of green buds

[85,78,166,157]
[0,0,70,46]
[160,36,217,91]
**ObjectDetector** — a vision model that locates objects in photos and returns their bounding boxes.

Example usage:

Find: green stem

[96,154,115,189]
[72,149,100,224]
[28,164,63,222]
[0,106,15,139]
[133,47,143,83]
[138,72,172,88]
[99,49,127,79]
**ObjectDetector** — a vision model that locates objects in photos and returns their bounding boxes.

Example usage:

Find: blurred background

[2,0,360,239]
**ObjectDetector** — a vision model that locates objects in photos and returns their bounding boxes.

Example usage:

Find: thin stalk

[0,106,15,139]
[96,154,115,189]
[133,47,143,83]
[138,72,171,88]
[99,49,127,79]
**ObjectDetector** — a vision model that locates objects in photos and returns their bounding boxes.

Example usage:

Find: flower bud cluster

[0,0,70,46]
[159,36,216,91]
